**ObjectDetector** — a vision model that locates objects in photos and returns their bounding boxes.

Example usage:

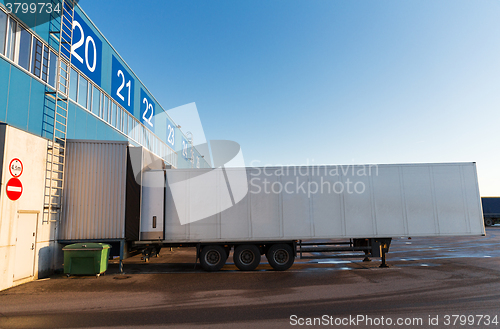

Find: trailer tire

[200,245,227,272]
[234,245,261,271]
[266,244,294,271]
[485,218,493,227]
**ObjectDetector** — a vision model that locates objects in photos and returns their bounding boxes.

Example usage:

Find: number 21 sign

[111,55,134,114]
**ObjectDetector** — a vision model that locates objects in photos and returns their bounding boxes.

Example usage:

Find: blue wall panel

[41,95,56,139]
[86,113,98,140]
[108,127,127,142]
[6,66,30,131]
[74,105,88,139]
[16,12,37,35]
[66,102,129,142]
[95,119,108,140]
[27,79,46,136]
[66,102,76,139]
[93,116,127,142]
[33,10,52,45]
[155,115,167,148]
[0,59,10,122]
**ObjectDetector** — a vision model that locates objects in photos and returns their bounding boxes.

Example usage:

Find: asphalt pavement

[0,227,499,328]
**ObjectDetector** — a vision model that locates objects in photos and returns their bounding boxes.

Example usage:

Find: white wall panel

[0,124,49,291]
[372,167,406,236]
[402,166,437,235]
[282,174,311,238]
[310,174,344,237]
[432,165,468,235]
[249,169,281,239]
[343,169,375,237]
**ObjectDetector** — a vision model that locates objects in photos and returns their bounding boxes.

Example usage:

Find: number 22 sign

[140,89,155,129]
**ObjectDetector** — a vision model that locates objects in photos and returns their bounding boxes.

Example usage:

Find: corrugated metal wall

[60,140,128,240]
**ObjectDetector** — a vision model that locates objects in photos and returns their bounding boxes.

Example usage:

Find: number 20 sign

[140,89,155,130]
[71,12,102,85]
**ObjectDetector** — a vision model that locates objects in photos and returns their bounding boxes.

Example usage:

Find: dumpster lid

[63,243,111,251]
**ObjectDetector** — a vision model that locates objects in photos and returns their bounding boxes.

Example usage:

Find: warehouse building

[0,0,209,290]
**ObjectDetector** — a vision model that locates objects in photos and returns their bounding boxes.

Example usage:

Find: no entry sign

[6,178,23,201]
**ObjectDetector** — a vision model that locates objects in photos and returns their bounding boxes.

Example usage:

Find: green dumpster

[63,243,111,277]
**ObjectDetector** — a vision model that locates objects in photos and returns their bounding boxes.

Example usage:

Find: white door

[13,213,38,281]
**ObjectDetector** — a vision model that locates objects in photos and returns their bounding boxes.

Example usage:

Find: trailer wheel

[234,245,261,271]
[200,245,227,272]
[266,244,294,271]
[485,218,493,227]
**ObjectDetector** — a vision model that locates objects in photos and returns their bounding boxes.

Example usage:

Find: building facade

[0,0,208,169]
[0,0,209,290]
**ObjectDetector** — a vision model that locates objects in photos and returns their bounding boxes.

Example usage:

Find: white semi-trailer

[135,162,484,271]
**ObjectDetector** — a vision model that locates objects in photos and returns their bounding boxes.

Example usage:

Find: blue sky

[81,0,500,195]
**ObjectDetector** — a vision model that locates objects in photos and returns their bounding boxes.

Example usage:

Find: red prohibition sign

[9,158,23,177]
[6,178,23,201]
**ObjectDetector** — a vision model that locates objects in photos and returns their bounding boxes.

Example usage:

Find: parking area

[0,226,499,328]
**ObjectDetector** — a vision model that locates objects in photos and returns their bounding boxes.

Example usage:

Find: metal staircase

[42,0,75,224]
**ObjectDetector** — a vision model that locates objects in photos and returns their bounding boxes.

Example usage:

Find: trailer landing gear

[379,249,389,268]
[141,247,161,262]
[363,250,371,262]
[377,239,391,268]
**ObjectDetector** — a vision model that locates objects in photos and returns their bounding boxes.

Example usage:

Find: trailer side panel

[153,162,484,242]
